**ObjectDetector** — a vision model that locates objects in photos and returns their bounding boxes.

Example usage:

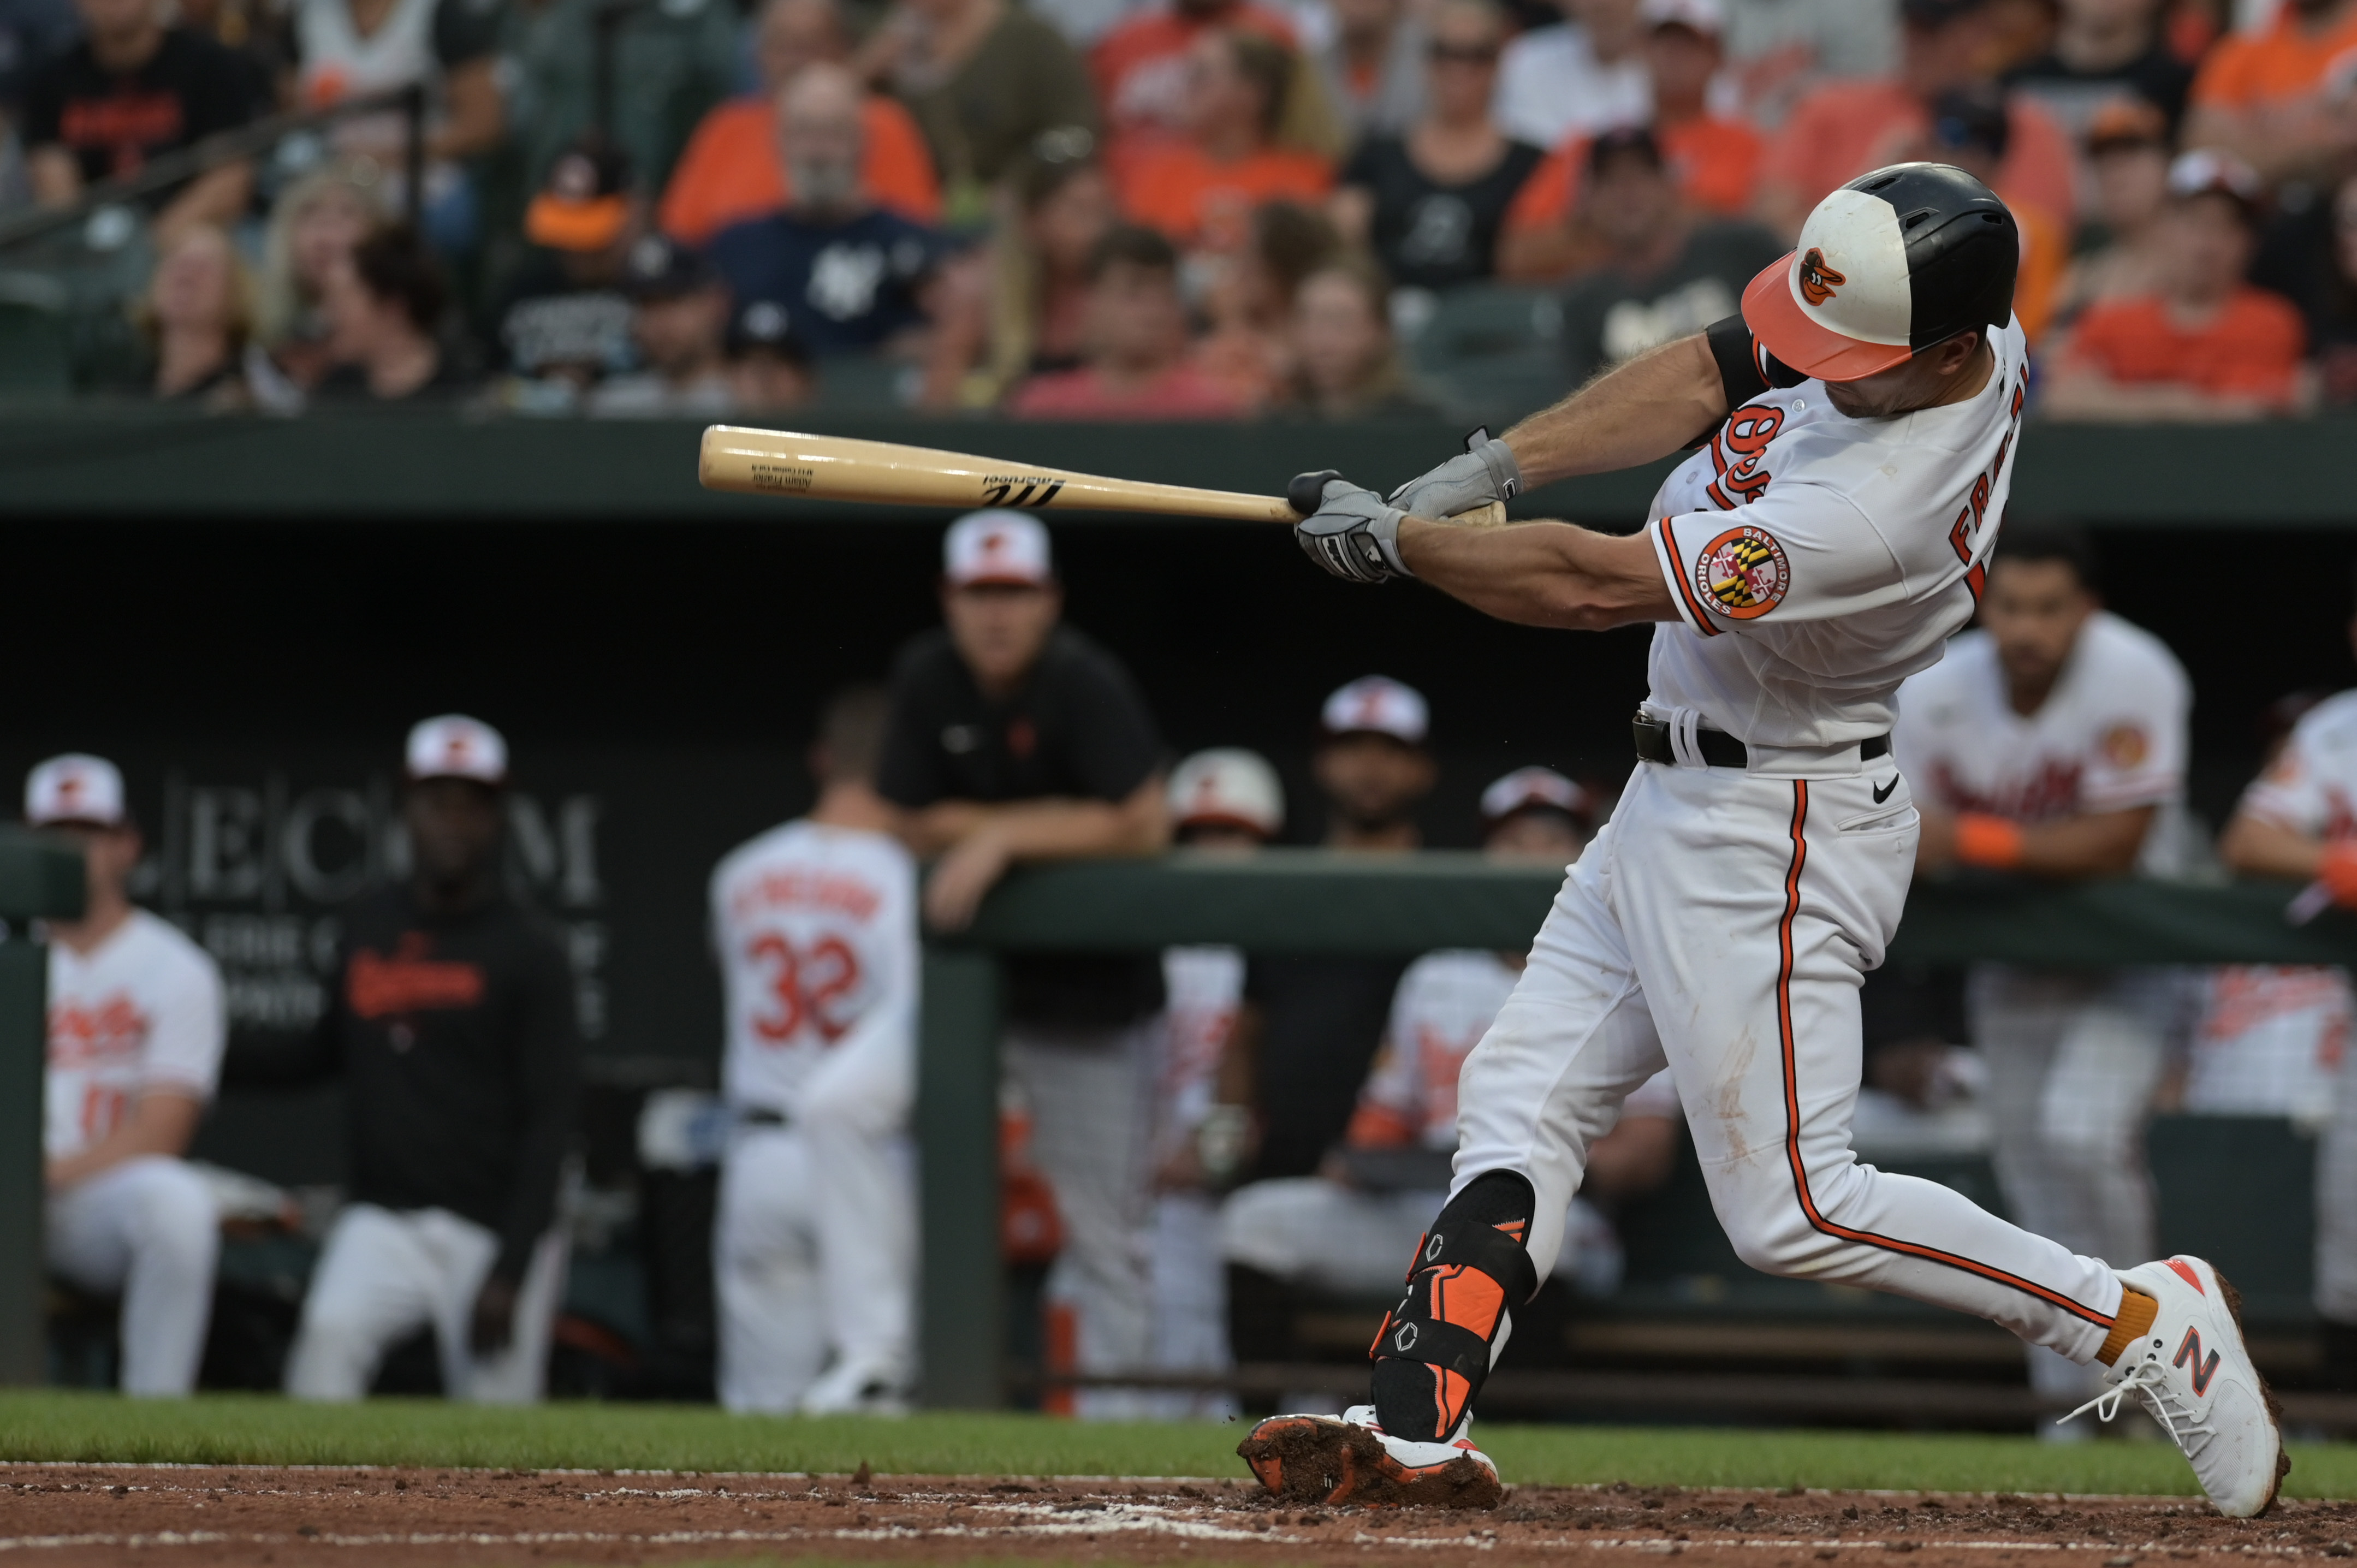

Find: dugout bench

[919,857,2357,1412]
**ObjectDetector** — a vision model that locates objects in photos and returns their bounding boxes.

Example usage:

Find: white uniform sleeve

[139,943,226,1102]
[2239,718,2336,836]
[1651,480,1905,637]
[798,844,919,1135]
[2075,640,2188,813]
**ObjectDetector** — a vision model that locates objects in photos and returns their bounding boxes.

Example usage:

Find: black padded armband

[1697,316,1808,447]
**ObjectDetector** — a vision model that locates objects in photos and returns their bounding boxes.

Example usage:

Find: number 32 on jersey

[744,934,863,1047]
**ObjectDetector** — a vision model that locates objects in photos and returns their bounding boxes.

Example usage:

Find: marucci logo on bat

[979,476,1067,508]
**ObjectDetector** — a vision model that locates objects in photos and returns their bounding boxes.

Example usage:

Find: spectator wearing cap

[1116,29,1336,257]
[2046,150,2313,419]
[707,63,960,363]
[29,754,227,1398]
[2181,0,2357,186]
[1006,225,1246,417]
[586,235,737,415]
[315,223,473,403]
[726,298,820,409]
[1518,126,1783,378]
[1492,0,1651,151]
[1499,0,1770,279]
[1222,676,1435,1202]
[2003,0,2193,142]
[19,0,258,246]
[492,139,644,399]
[1223,769,1682,1356]
[2252,168,2357,406]
[2052,97,2174,319]
[660,0,941,247]
[1755,0,2075,242]
[1145,747,1287,1419]
[875,511,1170,1417]
[1328,0,1545,293]
[257,716,583,1405]
[853,0,1097,222]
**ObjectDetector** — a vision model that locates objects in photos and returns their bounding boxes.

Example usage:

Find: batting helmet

[1741,162,2018,382]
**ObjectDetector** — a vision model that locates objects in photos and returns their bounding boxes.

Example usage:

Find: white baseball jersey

[1159,945,1244,1150]
[1646,318,2031,749]
[45,910,226,1161]
[1357,949,1679,1149]
[1892,611,2190,873]
[710,820,918,1118]
[2240,690,2357,844]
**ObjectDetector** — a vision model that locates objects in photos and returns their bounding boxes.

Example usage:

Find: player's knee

[127,1163,219,1274]
[1712,1171,1837,1278]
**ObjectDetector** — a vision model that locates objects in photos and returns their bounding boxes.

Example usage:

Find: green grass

[2,1391,2354,1499]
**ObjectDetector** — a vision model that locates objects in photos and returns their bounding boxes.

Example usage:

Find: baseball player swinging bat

[697,425,1508,528]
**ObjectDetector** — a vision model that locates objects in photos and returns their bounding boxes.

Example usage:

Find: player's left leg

[458,1223,569,1405]
[799,1019,918,1413]
[45,1156,219,1395]
[713,1128,827,1413]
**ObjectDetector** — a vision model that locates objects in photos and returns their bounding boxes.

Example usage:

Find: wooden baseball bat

[697,425,1508,527]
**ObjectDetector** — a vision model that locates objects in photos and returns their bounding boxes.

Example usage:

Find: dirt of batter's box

[3,1463,2354,1567]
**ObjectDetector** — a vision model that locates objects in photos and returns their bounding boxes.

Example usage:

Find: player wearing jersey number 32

[1255,161,2287,1518]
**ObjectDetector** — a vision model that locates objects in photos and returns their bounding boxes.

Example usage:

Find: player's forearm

[46,1090,201,1189]
[1500,334,1726,488]
[1398,516,1675,631]
[2219,812,2327,880]
[979,788,1170,862]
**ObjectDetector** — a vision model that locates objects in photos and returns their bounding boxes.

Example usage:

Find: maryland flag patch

[1697,525,1791,620]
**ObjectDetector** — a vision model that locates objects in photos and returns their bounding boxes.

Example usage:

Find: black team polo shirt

[878,624,1166,1031]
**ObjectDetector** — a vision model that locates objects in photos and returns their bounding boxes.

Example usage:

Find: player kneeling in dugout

[1221,770,1680,1344]
[241,716,583,1404]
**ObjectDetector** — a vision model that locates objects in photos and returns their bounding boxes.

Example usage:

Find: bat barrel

[699,425,1298,524]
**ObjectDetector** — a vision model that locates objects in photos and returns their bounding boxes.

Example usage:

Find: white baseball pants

[2316,1026,2357,1325]
[714,1122,915,1413]
[1005,1017,1158,1419]
[1453,756,2125,1363]
[284,1204,568,1403]
[46,1155,219,1395]
[1969,968,2176,1397]
[1140,1190,1236,1419]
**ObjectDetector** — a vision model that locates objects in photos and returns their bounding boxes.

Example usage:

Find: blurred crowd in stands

[3,0,2355,414]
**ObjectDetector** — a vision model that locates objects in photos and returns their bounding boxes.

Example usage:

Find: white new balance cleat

[1238,1403,1501,1508]
[2058,1256,2288,1518]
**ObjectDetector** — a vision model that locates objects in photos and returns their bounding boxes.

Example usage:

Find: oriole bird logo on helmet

[1797,247,1845,306]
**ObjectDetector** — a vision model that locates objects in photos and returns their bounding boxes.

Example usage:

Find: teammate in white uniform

[1249,163,2284,1517]
[1891,528,2193,1412]
[2218,676,2357,1369]
[1148,749,1286,1417]
[710,687,919,1414]
[31,753,227,1397]
[1223,769,1682,1300]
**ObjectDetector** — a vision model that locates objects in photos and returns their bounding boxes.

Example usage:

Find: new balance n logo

[2175,1326,2221,1397]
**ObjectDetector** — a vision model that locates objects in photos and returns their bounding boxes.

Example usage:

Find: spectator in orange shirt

[2182,0,2357,184]
[1007,224,1247,416]
[1330,0,1545,292]
[660,0,941,246]
[2045,151,2312,419]
[1755,0,2075,240]
[1119,30,1336,253]
[1094,0,1298,156]
[1498,0,1767,280]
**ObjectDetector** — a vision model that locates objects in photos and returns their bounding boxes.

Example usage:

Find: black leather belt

[1633,712,1889,769]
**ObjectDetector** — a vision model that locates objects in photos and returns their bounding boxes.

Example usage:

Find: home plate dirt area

[5,1465,2357,1567]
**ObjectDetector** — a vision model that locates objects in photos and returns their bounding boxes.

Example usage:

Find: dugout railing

[918,855,2357,1413]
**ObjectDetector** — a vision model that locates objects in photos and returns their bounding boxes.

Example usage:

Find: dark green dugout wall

[3,411,2356,1183]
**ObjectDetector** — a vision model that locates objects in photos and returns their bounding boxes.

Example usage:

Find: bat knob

[1287,470,1344,515]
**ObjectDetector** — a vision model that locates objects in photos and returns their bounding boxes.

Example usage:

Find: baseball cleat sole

[1237,1414,1503,1509]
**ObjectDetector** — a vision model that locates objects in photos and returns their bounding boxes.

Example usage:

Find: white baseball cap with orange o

[1321,676,1430,745]
[945,510,1054,587]
[406,715,509,786]
[1169,748,1285,838]
[26,753,128,828]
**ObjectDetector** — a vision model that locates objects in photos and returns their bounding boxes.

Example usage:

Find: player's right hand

[1295,479,1412,585]
[1388,428,1522,519]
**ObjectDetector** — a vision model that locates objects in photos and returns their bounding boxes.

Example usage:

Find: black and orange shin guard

[1368,1171,1539,1442]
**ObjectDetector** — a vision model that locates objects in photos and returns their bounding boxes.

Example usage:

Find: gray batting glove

[1296,478,1414,585]
[1387,426,1523,519]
